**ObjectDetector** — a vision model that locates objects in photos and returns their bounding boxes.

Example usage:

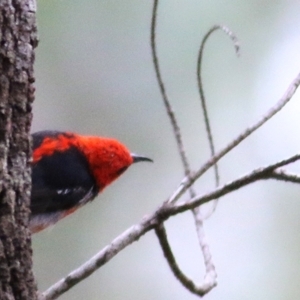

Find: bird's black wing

[31,136,99,215]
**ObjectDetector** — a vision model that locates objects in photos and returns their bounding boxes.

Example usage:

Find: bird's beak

[131,153,153,163]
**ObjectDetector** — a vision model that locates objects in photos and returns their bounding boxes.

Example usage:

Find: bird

[30,130,152,233]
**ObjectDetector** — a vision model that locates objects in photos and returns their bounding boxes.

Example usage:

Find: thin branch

[197,24,239,188]
[196,25,240,218]
[191,210,217,285]
[270,169,300,184]
[172,153,300,214]
[40,153,300,300]
[169,71,300,203]
[188,26,240,290]
[151,0,191,178]
[155,223,216,297]
[151,0,216,293]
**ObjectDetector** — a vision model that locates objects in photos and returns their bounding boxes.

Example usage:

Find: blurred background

[33,1,300,299]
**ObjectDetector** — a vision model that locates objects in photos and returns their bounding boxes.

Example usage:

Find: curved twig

[197,24,240,186]
[196,25,240,218]
[155,223,216,297]
[151,0,192,178]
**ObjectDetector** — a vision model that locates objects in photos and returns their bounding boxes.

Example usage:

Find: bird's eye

[116,166,128,176]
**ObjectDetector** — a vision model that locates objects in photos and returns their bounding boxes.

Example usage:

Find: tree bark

[0,0,37,299]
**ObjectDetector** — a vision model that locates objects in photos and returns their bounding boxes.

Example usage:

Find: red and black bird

[30,131,152,233]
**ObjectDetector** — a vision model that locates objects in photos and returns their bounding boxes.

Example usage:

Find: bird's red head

[75,135,135,188]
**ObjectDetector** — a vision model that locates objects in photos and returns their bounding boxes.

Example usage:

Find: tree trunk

[0,0,37,299]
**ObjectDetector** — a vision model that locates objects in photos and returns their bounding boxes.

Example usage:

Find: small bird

[30,130,152,233]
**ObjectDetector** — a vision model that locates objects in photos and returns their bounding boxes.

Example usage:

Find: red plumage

[30,131,152,233]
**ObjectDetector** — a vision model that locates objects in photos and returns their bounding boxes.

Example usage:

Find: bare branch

[169,71,300,204]
[151,0,191,177]
[270,169,300,184]
[196,25,240,218]
[172,153,300,214]
[40,152,300,300]
[155,223,216,297]
[197,24,240,189]
[191,211,217,284]
[151,0,216,293]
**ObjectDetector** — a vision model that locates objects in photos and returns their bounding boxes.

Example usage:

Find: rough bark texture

[0,0,37,299]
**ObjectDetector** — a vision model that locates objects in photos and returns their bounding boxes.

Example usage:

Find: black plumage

[31,132,99,216]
